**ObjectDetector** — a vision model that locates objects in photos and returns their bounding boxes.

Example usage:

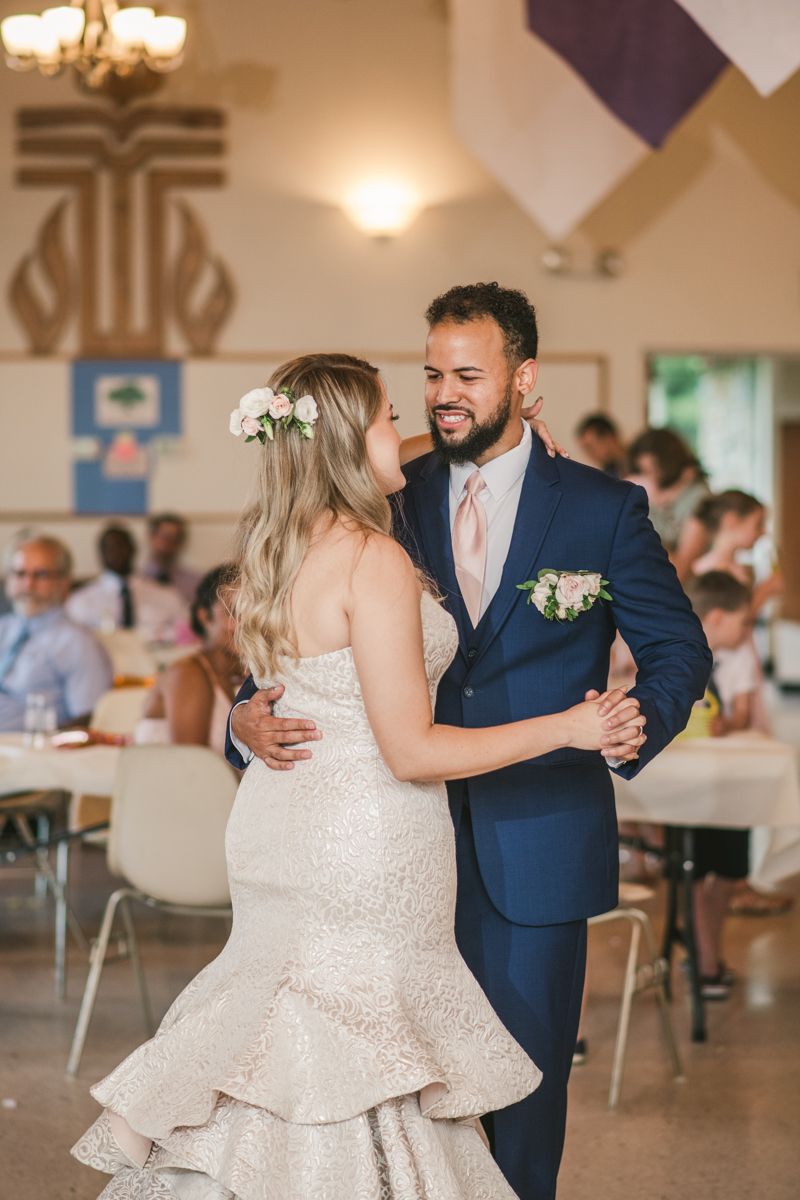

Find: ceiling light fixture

[345,180,419,240]
[1,1,186,97]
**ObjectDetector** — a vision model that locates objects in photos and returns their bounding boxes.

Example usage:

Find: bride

[73,354,645,1200]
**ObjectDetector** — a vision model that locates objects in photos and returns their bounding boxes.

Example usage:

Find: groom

[225,283,711,1199]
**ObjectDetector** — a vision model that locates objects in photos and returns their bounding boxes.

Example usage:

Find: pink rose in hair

[268,395,293,420]
[241,416,263,436]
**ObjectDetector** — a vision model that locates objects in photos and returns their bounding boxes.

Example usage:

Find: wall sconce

[344,180,419,239]
[542,246,625,280]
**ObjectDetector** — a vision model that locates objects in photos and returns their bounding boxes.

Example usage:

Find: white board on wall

[0,361,71,510]
[533,358,606,462]
[0,353,607,522]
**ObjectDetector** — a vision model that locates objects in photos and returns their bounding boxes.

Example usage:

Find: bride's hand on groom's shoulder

[563,687,646,761]
[231,685,322,770]
[521,397,569,460]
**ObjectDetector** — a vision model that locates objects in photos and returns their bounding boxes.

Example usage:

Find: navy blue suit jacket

[227,435,711,926]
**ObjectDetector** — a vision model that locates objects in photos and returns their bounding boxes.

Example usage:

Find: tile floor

[1,689,799,1199]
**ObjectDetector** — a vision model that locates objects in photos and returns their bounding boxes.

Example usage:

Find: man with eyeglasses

[0,536,112,731]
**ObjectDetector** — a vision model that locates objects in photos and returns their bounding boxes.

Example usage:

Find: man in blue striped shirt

[0,536,112,731]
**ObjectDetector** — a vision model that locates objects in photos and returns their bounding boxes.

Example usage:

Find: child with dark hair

[136,565,244,756]
[685,572,760,996]
[692,496,791,916]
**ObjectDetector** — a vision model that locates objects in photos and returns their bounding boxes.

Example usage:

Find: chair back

[97,630,158,677]
[108,745,237,906]
[92,687,152,735]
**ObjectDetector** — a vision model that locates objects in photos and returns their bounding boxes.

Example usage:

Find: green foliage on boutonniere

[517,569,612,622]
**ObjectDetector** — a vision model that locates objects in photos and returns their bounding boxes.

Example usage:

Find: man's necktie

[120,579,135,629]
[0,622,30,683]
[452,469,487,628]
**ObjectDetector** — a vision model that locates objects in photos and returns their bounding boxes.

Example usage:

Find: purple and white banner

[451,0,800,238]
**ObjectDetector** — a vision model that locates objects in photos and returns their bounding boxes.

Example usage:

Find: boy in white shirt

[686,571,756,998]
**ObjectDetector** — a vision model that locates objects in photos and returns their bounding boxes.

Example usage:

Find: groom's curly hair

[425,282,538,365]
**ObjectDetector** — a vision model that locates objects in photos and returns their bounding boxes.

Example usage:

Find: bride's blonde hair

[232,353,391,680]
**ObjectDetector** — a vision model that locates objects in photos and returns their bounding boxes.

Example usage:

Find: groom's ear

[515,358,539,398]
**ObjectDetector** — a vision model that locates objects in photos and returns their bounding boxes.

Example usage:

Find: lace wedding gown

[73,592,541,1199]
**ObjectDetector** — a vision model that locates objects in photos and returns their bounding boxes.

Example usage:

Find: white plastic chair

[66,745,237,1076]
[96,629,158,678]
[587,881,684,1111]
[91,686,152,735]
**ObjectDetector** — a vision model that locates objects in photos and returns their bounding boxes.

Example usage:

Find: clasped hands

[232,685,646,770]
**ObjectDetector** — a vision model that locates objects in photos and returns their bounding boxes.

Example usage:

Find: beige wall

[2,0,800,566]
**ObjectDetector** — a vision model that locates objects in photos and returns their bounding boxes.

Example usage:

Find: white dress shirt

[66,571,188,642]
[448,419,532,622]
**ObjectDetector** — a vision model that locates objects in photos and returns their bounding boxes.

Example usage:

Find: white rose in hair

[241,416,263,436]
[268,395,294,420]
[229,408,243,435]
[239,388,274,418]
[294,395,318,424]
[554,574,584,608]
[581,573,602,597]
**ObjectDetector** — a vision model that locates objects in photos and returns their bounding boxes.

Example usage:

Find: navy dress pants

[454,807,587,1200]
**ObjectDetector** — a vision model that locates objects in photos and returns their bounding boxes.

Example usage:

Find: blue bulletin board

[71,360,182,513]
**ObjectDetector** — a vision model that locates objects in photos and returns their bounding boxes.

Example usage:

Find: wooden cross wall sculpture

[10,104,235,357]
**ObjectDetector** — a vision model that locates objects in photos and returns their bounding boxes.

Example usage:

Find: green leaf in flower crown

[244,435,255,443]
[264,422,274,440]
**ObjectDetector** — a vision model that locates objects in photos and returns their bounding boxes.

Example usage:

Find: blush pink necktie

[452,469,487,628]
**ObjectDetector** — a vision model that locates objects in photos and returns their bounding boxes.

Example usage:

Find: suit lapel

[473,437,562,659]
[410,455,470,651]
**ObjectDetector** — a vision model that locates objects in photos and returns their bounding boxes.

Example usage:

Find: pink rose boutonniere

[517,569,611,622]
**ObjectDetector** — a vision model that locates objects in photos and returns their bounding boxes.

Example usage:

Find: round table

[0,734,121,997]
[613,732,800,1040]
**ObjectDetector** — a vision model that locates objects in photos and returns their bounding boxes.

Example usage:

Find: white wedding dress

[73,592,541,1199]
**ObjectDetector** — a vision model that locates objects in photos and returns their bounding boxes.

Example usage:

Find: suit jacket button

[463,686,475,698]
[468,648,477,659]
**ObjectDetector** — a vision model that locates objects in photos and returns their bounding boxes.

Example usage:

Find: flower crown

[230,387,319,443]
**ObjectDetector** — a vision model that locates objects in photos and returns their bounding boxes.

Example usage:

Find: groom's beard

[427,381,513,466]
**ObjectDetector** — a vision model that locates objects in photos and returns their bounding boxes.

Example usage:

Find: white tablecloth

[0,734,120,799]
[614,733,800,887]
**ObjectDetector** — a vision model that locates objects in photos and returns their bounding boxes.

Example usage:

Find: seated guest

[135,566,243,755]
[575,412,626,477]
[0,535,112,731]
[140,512,202,603]
[67,524,187,643]
[692,489,784,617]
[685,571,757,998]
[627,427,709,580]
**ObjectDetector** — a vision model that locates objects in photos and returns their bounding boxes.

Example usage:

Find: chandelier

[0,2,186,94]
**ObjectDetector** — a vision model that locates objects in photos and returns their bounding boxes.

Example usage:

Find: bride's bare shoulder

[305,519,416,589]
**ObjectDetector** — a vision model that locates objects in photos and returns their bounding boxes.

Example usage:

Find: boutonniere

[517,570,612,622]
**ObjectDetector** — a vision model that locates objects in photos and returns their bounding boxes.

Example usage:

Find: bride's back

[290,519,388,660]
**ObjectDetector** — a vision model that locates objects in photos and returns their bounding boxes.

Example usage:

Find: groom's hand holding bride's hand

[564,687,646,762]
[231,685,322,770]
